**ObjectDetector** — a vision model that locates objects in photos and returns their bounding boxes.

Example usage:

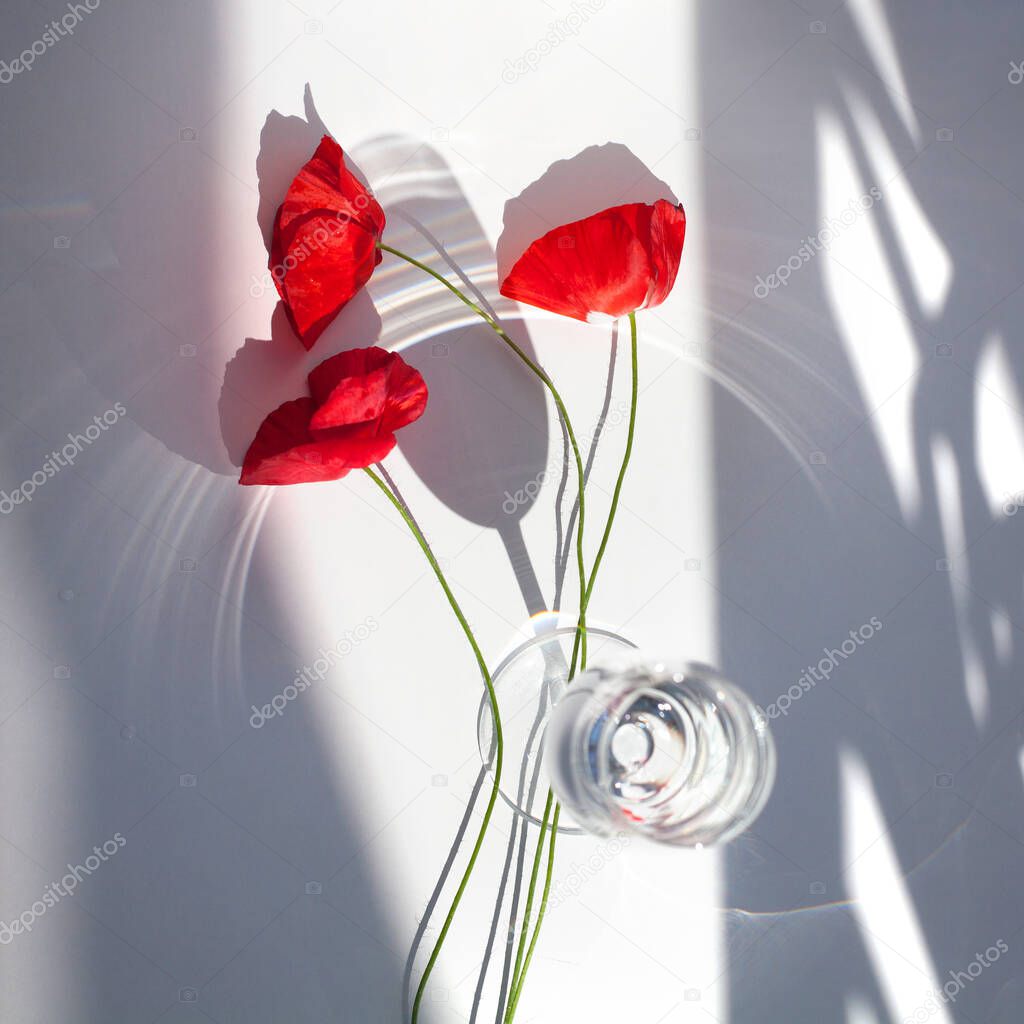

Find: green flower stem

[508,789,553,989]
[379,241,590,1017]
[505,791,555,1015]
[505,311,639,1020]
[567,310,639,676]
[378,241,589,654]
[361,466,503,1024]
[505,803,560,1021]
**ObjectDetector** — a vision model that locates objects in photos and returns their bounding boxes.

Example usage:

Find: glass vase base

[477,626,637,836]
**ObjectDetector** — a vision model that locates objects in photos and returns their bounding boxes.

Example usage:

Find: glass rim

[477,626,638,833]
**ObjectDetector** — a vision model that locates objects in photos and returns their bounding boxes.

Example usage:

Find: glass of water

[544,653,775,846]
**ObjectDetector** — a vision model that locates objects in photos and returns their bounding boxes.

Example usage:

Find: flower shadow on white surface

[1,63,413,1023]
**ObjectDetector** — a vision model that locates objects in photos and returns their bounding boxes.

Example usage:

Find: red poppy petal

[379,356,429,433]
[500,204,650,321]
[239,397,395,486]
[308,347,392,430]
[307,348,429,434]
[499,200,686,322]
[275,136,385,238]
[270,136,386,349]
[274,219,382,349]
[307,347,392,408]
[643,199,687,310]
[310,367,388,431]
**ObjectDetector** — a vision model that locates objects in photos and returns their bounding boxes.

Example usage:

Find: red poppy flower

[499,199,686,323]
[270,136,386,349]
[239,348,427,486]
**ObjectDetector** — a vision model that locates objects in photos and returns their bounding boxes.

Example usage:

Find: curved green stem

[505,312,640,1020]
[505,804,560,1021]
[508,789,553,990]
[376,245,636,1022]
[361,467,503,1024]
[566,310,639,676]
[380,241,590,1018]
[378,242,589,650]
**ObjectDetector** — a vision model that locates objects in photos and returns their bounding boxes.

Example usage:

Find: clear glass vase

[545,653,776,846]
[477,627,636,835]
[478,630,775,846]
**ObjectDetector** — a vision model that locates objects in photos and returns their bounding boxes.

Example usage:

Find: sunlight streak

[976,332,1024,520]
[845,993,883,1024]
[817,107,921,520]
[932,436,989,728]
[846,0,921,144]
[846,89,951,317]
[841,747,954,1024]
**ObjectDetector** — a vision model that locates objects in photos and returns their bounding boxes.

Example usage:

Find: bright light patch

[846,90,951,317]
[976,333,1024,519]
[991,608,1013,669]
[841,747,954,1024]
[817,108,921,520]
[932,436,989,728]
[845,993,883,1024]
[846,0,921,143]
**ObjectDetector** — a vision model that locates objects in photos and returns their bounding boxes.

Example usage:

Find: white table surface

[1,0,1023,1021]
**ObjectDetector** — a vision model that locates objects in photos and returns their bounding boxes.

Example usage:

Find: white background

[1,0,1024,1021]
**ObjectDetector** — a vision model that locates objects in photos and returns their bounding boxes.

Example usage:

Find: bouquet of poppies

[240,134,686,1022]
